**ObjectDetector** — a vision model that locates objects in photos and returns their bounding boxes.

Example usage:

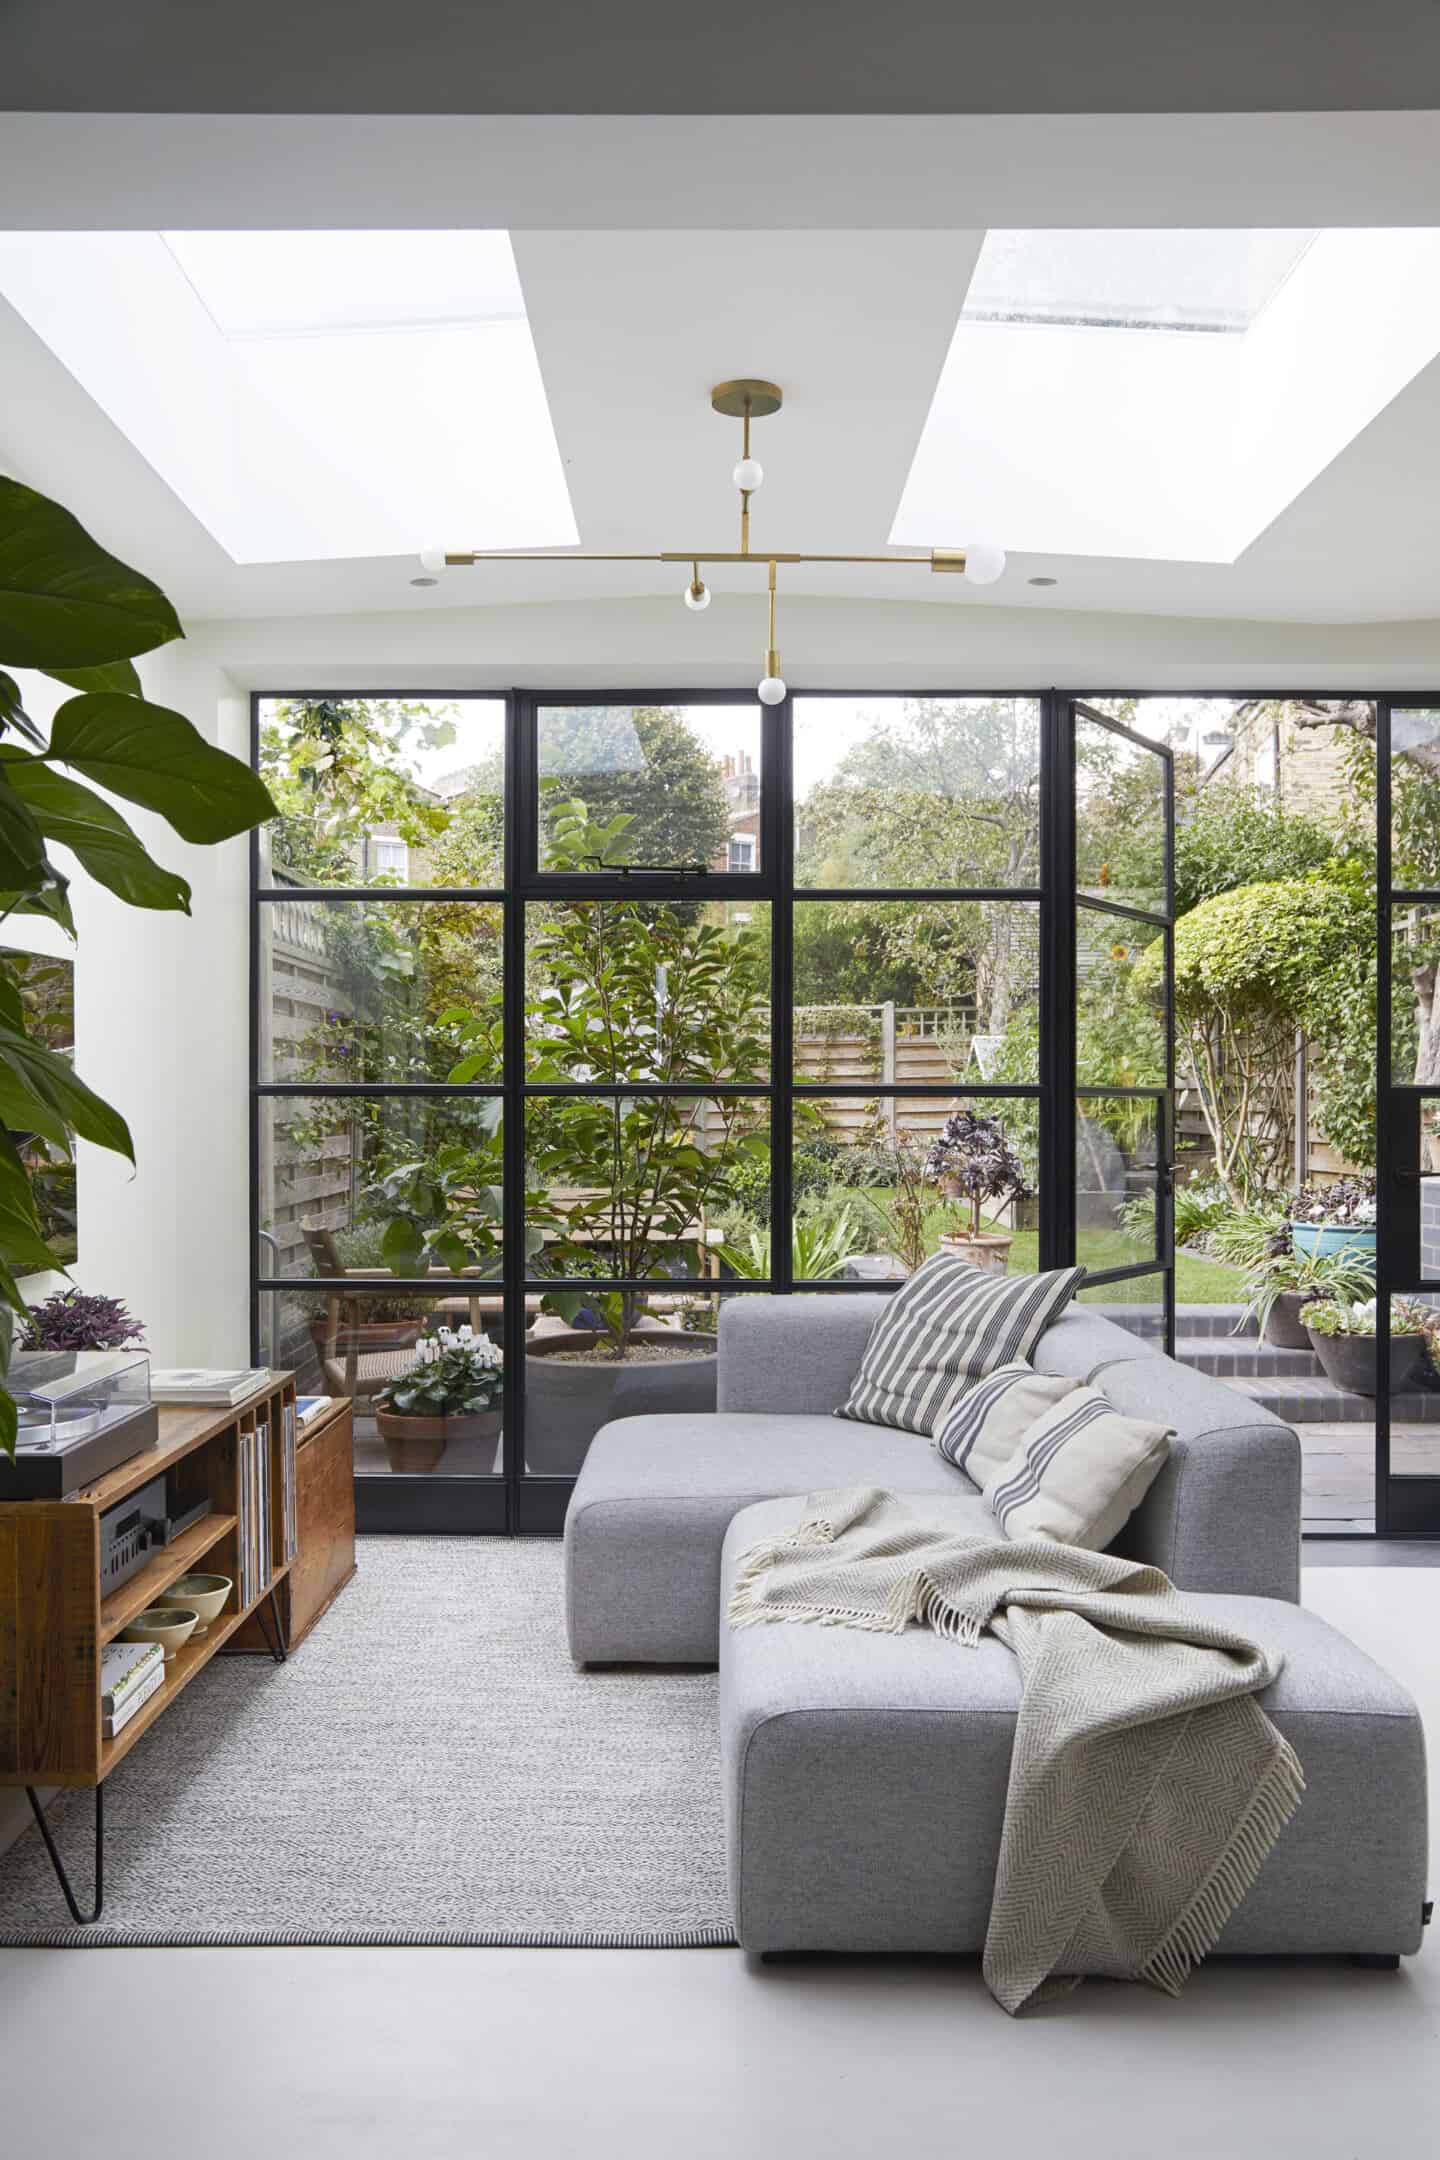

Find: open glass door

[1068,702,1176,1351]
[1378,702,1440,1534]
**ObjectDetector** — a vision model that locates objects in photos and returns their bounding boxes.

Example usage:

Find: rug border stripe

[0,1923,739,1951]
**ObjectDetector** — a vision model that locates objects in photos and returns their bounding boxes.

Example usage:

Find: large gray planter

[1263,1291,1313,1350]
[1303,1324,1422,1399]
[524,1330,717,1475]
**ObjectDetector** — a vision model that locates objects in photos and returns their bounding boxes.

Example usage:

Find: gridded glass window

[792,697,1041,890]
[536,703,762,873]
[524,900,770,1083]
[257,696,504,889]
[257,900,503,1084]
[1076,1093,1160,1275]
[792,898,1040,1086]
[1075,713,1166,914]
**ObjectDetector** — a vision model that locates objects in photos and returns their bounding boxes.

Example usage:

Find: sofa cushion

[564,1412,988,1664]
[720,1498,1428,1957]
[837,1252,1086,1435]
[983,1385,1172,1549]
[934,1361,1080,1485]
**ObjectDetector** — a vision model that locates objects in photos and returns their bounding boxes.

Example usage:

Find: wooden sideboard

[0,1375,354,1922]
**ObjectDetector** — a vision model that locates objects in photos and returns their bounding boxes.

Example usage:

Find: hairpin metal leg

[256,1586,288,1664]
[26,1783,103,1926]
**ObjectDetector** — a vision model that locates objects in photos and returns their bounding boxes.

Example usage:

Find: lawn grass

[981,1224,1248,1304]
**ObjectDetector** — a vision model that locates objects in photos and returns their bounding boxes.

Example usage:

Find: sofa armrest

[1099,1357,1302,1602]
[718,1293,890,1416]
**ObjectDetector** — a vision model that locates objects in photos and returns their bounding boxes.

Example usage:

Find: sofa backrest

[717,1292,1301,1603]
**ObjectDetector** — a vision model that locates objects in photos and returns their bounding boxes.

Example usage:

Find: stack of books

[101,1640,165,1739]
[149,1368,269,1407]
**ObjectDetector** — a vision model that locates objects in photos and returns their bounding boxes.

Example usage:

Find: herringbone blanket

[728,1489,1305,2013]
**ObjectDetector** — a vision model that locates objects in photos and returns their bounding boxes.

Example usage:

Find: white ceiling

[5,114,1440,629]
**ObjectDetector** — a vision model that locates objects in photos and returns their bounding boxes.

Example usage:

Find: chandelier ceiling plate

[710,378,783,419]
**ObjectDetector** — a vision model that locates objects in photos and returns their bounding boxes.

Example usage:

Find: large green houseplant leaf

[0,475,276,1452]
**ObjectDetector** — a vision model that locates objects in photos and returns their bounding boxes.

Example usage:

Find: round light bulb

[733,456,764,493]
[757,674,787,706]
[418,546,447,576]
[683,578,711,612]
[962,540,1006,587]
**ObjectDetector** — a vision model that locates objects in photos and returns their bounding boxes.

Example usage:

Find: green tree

[1172,782,1337,916]
[262,697,459,881]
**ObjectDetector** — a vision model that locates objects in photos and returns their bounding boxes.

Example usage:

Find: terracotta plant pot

[375,1407,501,1475]
[938,1231,1013,1276]
[1302,1326,1422,1400]
[1262,1291,1314,1350]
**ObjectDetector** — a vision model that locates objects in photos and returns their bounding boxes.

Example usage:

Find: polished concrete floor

[2,1564,1435,2160]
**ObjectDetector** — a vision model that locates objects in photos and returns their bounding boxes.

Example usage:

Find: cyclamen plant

[22,1289,146,1353]
[374,1333,504,1418]
[924,1108,1032,1240]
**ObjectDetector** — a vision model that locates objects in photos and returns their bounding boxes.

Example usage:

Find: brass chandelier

[418,380,1006,702]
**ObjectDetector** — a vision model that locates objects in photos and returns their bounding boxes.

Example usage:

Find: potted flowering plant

[1289,1176,1377,1267]
[1303,1296,1428,1399]
[924,1107,1031,1275]
[373,1330,504,1474]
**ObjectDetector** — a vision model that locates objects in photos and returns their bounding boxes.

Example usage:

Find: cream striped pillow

[933,1363,1081,1488]
[837,1251,1086,1437]
[982,1385,1172,1551]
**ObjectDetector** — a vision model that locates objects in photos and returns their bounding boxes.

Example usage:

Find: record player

[4,1348,159,1500]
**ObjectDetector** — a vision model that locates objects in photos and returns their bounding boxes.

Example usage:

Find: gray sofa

[563,1292,1429,1966]
[564,1294,1303,1666]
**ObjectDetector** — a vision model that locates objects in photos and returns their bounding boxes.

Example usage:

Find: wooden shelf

[100,1564,291,1778]
[78,1373,286,1512]
[99,1511,237,1644]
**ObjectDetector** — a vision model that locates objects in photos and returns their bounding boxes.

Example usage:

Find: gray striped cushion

[982,1384,1172,1550]
[933,1362,1080,1487]
[835,1252,1086,1437]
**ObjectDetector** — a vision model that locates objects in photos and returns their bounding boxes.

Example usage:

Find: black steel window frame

[250,682,1439,1542]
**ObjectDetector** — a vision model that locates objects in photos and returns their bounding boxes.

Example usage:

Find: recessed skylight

[962,230,1315,335]
[0,230,578,565]
[895,228,1440,563]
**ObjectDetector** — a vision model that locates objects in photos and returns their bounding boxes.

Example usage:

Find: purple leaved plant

[22,1289,146,1353]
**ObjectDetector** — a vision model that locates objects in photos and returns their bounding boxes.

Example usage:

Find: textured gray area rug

[0,1538,734,1949]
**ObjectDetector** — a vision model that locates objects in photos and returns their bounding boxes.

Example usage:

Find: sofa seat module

[720,1500,1430,1963]
[562,1295,1302,1667]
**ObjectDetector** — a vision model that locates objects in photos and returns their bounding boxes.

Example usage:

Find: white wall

[17,587,1440,1372]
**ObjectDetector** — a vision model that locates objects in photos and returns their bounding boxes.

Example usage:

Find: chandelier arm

[442,550,942,566]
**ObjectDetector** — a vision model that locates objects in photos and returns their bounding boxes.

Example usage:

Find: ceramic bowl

[158,1573,233,1636]
[121,1606,200,1661]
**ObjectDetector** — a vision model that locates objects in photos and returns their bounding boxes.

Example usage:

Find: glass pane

[1392,709,1440,891]
[1392,903,1440,1086]
[792,697,1041,890]
[259,1096,504,1283]
[257,696,504,889]
[963,231,1315,336]
[258,898,502,1084]
[1077,906,1166,1087]
[536,703,761,873]
[1076,1093,1160,1274]
[785,1094,1039,1283]
[525,899,769,1082]
[274,1289,506,1477]
[524,1287,725,1478]
[1422,1102,1440,1280]
[1079,1271,1165,1343]
[792,899,1039,1085]
[1076,712,1166,913]
[525,1095,770,1280]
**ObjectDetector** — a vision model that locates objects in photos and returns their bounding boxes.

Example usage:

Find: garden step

[1174,1336,1319,1379]
[1172,1304,1257,1339]
[1219,1373,1440,1424]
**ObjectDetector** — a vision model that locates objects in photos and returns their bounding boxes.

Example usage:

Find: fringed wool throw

[728,1489,1304,2014]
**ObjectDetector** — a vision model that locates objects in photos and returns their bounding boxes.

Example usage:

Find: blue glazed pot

[1291,1224,1377,1266]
